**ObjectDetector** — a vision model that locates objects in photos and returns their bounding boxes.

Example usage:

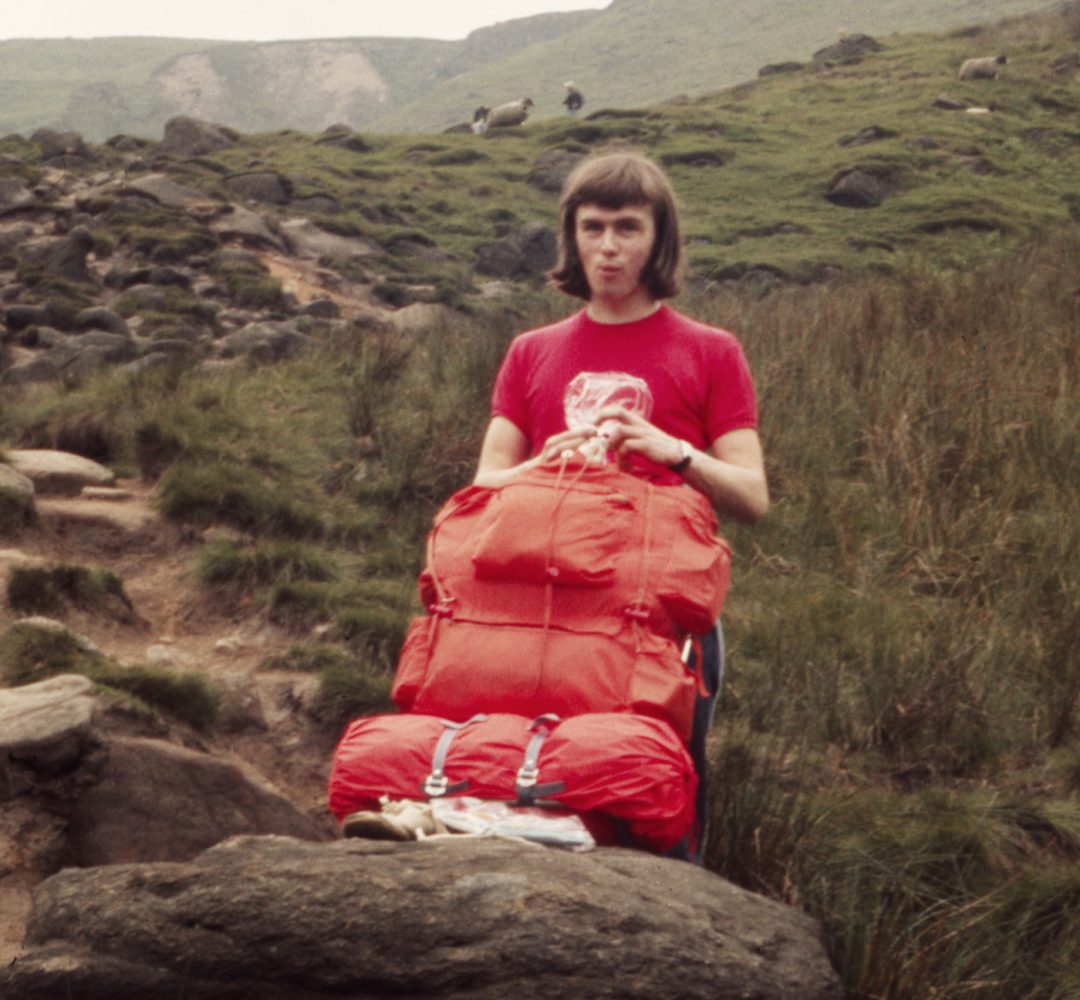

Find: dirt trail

[3,479,338,810]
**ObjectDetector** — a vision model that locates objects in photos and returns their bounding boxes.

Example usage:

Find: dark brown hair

[548,150,683,300]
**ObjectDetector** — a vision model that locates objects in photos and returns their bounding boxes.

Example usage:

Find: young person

[473,150,769,862]
[474,151,768,526]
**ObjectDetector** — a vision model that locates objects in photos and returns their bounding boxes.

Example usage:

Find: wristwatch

[668,439,693,474]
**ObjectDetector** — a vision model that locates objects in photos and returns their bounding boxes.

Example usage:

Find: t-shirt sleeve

[705,335,759,443]
[490,337,530,437]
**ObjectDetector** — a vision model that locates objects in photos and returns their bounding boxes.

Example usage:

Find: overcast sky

[2,1,610,42]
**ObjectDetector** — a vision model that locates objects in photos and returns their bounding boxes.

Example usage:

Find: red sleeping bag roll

[327,711,697,853]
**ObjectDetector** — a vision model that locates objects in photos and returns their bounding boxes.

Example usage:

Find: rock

[315,127,370,153]
[840,125,897,147]
[299,297,340,319]
[759,61,805,77]
[527,148,586,194]
[812,34,882,66]
[292,193,340,215]
[218,321,318,362]
[30,128,90,164]
[280,217,379,260]
[67,738,326,866]
[21,226,95,283]
[0,222,34,255]
[932,93,969,111]
[825,169,895,208]
[159,116,239,157]
[120,173,207,209]
[0,179,36,213]
[386,302,458,334]
[209,205,284,251]
[474,221,557,279]
[0,675,97,799]
[3,304,49,333]
[0,355,65,386]
[223,171,292,205]
[73,306,130,336]
[0,464,35,503]
[4,450,114,496]
[2,836,841,1000]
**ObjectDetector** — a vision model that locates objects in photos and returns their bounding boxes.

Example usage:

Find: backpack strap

[423,713,487,798]
[515,714,566,803]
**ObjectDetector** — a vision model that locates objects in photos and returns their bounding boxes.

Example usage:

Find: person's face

[574,202,656,304]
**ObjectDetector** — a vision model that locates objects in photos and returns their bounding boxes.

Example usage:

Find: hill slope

[0,0,1062,141]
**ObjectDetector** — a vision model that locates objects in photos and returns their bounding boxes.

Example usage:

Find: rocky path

[1,453,341,963]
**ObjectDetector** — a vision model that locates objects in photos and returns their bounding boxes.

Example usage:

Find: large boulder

[2,836,841,1000]
[30,129,91,166]
[825,168,896,208]
[0,674,97,800]
[120,173,208,209]
[3,450,115,496]
[159,116,239,157]
[20,226,95,283]
[474,221,557,279]
[223,171,293,205]
[217,321,318,362]
[67,738,325,866]
[279,218,380,260]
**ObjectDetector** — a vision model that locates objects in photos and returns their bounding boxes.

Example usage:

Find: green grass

[6,563,135,621]
[0,619,220,731]
[4,6,1078,324]
[2,7,1079,992]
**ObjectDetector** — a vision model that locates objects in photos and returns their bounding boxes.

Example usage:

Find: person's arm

[596,407,769,524]
[473,416,598,488]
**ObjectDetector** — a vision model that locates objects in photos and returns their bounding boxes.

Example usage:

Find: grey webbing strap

[515,714,566,803]
[423,714,487,798]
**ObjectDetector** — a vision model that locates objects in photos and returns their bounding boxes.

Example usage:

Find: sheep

[471,106,490,135]
[958,55,1007,80]
[484,98,535,129]
[563,82,585,115]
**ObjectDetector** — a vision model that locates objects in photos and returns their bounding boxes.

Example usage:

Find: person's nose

[599,226,618,253]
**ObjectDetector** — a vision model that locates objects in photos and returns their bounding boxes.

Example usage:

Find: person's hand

[538,425,600,463]
[593,405,684,467]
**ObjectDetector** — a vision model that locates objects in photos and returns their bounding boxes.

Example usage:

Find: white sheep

[958,55,1007,80]
[484,98,535,129]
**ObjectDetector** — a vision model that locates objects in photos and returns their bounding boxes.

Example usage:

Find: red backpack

[328,711,698,853]
[391,456,730,742]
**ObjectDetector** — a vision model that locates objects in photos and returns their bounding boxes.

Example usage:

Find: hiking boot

[342,798,448,841]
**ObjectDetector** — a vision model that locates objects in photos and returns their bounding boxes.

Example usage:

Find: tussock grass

[2,175,1077,1000]
[6,563,135,622]
[0,619,219,731]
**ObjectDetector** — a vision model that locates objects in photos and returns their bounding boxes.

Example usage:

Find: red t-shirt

[491,305,758,478]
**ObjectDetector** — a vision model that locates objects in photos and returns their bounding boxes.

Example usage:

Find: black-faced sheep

[958,55,1007,80]
[471,106,491,135]
[485,98,534,129]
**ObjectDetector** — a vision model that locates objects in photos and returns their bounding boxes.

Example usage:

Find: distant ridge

[0,0,1060,140]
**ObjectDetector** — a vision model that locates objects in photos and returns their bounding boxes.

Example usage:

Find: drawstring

[625,480,655,653]
[535,452,589,700]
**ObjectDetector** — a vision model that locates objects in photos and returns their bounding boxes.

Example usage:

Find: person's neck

[585,294,661,325]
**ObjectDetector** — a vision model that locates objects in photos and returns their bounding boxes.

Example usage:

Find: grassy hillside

[2,6,1079,996]
[0,38,228,136]
[373,0,1063,130]
[31,5,1067,292]
[0,0,1062,140]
